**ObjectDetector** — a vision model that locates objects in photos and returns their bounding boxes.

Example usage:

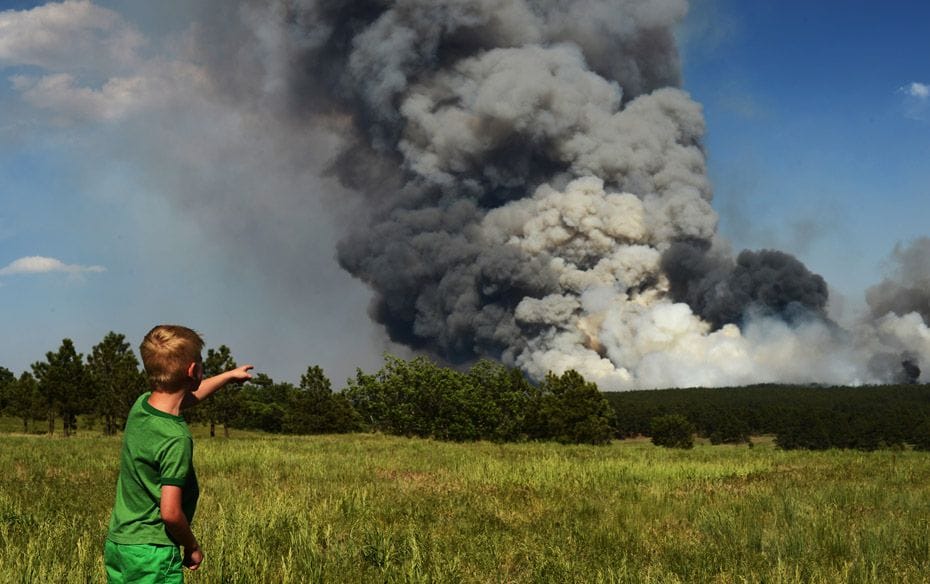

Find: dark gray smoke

[234,0,698,362]
[662,241,829,329]
[866,237,930,325]
[868,352,922,385]
[903,358,922,384]
[337,201,560,359]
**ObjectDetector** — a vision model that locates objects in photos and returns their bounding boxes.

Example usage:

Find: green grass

[1,427,930,583]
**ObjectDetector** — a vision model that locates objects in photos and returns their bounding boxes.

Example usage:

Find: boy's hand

[184,546,204,571]
[229,364,254,382]
[187,364,256,408]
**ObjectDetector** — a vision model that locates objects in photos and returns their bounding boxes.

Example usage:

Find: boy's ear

[187,362,199,379]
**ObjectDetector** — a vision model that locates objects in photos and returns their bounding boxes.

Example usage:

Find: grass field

[1,424,930,583]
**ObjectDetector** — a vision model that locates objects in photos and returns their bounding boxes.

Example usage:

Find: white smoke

[484,176,930,389]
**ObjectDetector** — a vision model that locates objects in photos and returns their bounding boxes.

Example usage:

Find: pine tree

[283,365,361,434]
[203,345,238,438]
[87,332,147,435]
[32,339,91,436]
[0,366,14,413]
[6,372,42,433]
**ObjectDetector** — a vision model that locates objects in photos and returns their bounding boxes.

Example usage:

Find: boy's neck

[147,389,187,416]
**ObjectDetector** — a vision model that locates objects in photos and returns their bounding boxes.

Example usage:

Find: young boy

[104,325,253,583]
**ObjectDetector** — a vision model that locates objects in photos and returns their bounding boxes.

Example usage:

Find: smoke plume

[662,242,829,329]
[866,237,930,325]
[195,0,930,388]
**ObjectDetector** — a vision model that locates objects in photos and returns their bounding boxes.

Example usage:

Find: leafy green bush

[709,414,750,445]
[650,414,694,449]
[538,370,614,445]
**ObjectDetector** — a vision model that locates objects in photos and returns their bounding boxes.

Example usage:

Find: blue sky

[1,0,928,384]
[681,1,930,313]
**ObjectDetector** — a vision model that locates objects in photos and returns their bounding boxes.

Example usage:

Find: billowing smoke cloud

[185,0,930,388]
[662,241,829,329]
[858,237,930,384]
[866,237,930,325]
[235,0,714,363]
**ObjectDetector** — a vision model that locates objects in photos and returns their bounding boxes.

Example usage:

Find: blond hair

[140,325,204,391]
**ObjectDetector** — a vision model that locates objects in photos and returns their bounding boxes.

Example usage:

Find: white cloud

[0,0,144,71]
[1,1,209,122]
[8,59,210,122]
[905,82,930,99]
[898,82,930,121]
[10,73,150,121]
[0,255,105,276]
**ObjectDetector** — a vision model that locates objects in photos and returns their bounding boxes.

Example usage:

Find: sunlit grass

[1,426,929,583]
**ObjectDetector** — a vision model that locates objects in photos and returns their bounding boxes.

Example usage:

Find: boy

[104,325,253,583]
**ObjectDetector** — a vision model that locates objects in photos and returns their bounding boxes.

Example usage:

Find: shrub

[709,414,750,445]
[650,414,695,449]
[539,370,614,445]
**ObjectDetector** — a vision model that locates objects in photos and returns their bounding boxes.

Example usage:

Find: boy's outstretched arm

[161,486,203,570]
[183,365,253,408]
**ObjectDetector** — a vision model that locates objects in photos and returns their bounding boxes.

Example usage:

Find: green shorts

[103,539,183,584]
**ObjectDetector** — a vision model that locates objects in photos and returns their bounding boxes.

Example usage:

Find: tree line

[3,332,930,449]
[0,332,615,444]
[606,384,930,450]
[0,334,144,437]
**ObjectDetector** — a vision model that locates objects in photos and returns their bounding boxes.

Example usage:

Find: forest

[2,332,930,450]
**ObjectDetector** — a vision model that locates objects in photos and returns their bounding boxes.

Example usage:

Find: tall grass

[1,428,929,582]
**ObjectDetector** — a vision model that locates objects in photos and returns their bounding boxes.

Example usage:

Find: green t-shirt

[107,392,200,546]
